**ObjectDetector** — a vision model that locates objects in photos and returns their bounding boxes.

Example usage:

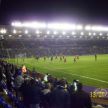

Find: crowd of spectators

[0,59,106,108]
[0,39,108,58]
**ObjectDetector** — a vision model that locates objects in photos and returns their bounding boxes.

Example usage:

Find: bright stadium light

[62,31,66,35]
[76,25,83,30]
[53,31,58,35]
[89,32,92,36]
[93,32,96,36]
[48,23,76,30]
[13,29,16,34]
[80,32,84,35]
[46,31,50,34]
[99,33,103,36]
[11,21,47,28]
[9,35,12,37]
[72,32,76,35]
[85,25,91,30]
[19,35,22,37]
[91,26,108,31]
[0,29,7,34]
[25,30,28,34]
[36,30,40,34]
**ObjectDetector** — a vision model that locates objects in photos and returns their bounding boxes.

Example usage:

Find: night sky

[0,0,108,25]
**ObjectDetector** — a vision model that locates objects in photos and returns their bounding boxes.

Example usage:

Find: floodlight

[9,35,12,37]
[93,33,96,36]
[19,35,22,37]
[12,21,47,28]
[25,30,28,34]
[62,31,66,35]
[13,29,16,34]
[91,26,108,31]
[36,30,40,34]
[99,33,102,36]
[72,32,76,35]
[47,23,82,30]
[53,31,58,35]
[88,32,92,36]
[0,29,7,34]
[80,32,84,35]
[85,25,91,30]
[76,25,83,30]
[46,31,50,34]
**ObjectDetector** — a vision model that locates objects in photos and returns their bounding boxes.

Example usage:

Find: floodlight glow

[85,25,91,30]
[62,31,66,35]
[80,32,84,35]
[99,33,102,36]
[11,22,22,27]
[48,23,76,30]
[72,32,76,35]
[0,29,7,34]
[13,29,16,34]
[91,26,108,31]
[9,35,12,37]
[46,31,50,34]
[25,30,28,34]
[89,32,92,36]
[53,31,58,35]
[19,35,22,37]
[93,33,96,36]
[76,25,83,30]
[12,21,47,28]
[36,30,40,34]
[47,23,83,30]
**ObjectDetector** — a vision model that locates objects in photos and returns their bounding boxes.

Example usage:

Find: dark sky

[0,0,108,25]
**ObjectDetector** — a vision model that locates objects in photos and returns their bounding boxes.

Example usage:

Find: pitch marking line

[43,67,108,84]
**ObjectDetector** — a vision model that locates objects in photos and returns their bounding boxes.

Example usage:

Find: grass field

[7,54,108,88]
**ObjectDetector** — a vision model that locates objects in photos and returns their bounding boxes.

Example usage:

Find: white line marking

[43,67,108,84]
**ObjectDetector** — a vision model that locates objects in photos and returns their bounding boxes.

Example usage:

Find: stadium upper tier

[0,23,108,40]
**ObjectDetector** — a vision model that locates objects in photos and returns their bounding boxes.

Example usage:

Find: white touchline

[43,67,108,84]
[67,73,108,84]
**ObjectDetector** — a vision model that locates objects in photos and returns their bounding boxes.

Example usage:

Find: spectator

[70,82,92,108]
[51,80,70,108]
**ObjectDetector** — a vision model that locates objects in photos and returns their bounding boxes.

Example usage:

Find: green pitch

[8,54,108,88]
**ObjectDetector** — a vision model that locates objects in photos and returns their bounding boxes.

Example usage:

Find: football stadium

[0,0,108,108]
[0,22,108,108]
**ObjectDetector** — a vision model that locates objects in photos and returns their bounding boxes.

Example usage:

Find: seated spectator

[70,82,92,108]
[20,79,42,108]
[50,80,70,108]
